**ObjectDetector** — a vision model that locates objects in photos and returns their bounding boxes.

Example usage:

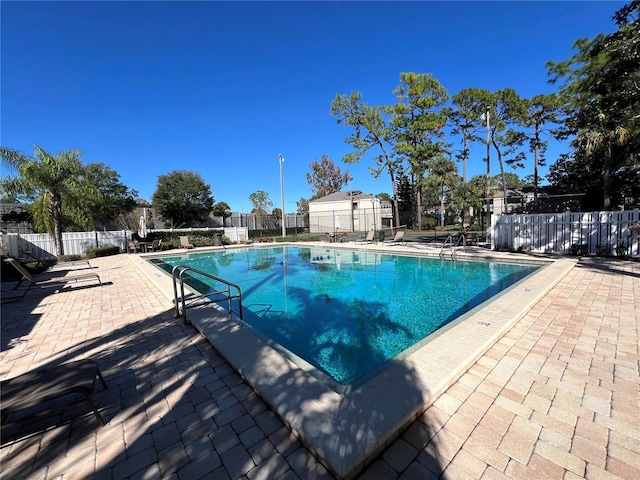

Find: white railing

[1,226,249,260]
[491,209,640,256]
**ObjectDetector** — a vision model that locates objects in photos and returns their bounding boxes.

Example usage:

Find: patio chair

[3,258,102,290]
[128,241,140,253]
[180,236,195,249]
[464,232,478,246]
[384,230,405,245]
[356,230,375,244]
[147,239,162,252]
[1,359,108,427]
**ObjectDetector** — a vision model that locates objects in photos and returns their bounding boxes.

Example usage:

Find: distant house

[308,191,392,233]
[492,186,551,215]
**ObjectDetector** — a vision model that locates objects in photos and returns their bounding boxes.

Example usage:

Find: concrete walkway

[1,253,638,479]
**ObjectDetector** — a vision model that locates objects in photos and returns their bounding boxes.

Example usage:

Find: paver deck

[1,247,638,479]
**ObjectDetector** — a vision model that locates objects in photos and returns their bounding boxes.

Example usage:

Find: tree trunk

[462,131,469,183]
[52,197,65,256]
[440,184,445,228]
[534,126,540,213]
[416,187,422,231]
[603,149,611,210]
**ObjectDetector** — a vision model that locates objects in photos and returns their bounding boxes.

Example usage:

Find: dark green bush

[85,245,120,258]
[143,230,225,250]
[616,245,628,257]
[569,243,589,256]
[58,254,83,262]
[274,234,321,243]
[594,244,609,257]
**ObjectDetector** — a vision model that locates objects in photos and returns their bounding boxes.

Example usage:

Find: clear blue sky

[1,1,624,213]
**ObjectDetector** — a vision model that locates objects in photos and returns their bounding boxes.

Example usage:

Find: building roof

[310,190,375,203]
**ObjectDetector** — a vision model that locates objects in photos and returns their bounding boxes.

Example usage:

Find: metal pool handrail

[171,265,243,326]
[439,233,466,258]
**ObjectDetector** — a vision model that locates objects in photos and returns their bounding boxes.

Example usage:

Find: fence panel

[492,209,640,255]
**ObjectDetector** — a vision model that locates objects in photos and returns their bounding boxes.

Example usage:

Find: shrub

[494,243,513,252]
[569,243,589,256]
[595,244,609,257]
[615,245,628,258]
[275,234,322,243]
[85,245,120,258]
[58,254,83,262]
[147,229,225,250]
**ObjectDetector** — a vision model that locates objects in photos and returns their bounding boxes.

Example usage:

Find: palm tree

[424,156,459,228]
[1,145,97,256]
[580,116,630,209]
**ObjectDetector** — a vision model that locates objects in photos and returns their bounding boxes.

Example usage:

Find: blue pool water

[150,246,539,387]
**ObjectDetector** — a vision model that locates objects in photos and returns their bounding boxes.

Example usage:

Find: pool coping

[130,243,578,479]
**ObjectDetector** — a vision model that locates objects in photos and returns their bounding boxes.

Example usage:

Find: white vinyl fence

[1,226,249,260]
[491,209,640,256]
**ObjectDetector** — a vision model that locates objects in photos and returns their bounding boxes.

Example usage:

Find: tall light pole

[279,154,286,238]
[485,105,491,245]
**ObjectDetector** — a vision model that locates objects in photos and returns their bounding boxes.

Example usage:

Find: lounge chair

[238,234,253,244]
[384,231,405,245]
[180,236,195,249]
[48,259,92,271]
[17,246,47,268]
[1,359,108,426]
[356,230,375,244]
[3,258,102,290]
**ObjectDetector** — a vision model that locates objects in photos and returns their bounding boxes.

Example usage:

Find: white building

[308,191,386,234]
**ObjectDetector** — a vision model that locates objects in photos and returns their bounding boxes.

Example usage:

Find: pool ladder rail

[171,265,244,326]
[439,234,466,259]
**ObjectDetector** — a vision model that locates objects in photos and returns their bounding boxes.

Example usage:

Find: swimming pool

[150,246,539,389]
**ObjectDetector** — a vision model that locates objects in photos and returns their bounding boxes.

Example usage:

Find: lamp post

[279,154,286,238]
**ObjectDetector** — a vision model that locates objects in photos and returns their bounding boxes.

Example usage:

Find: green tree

[467,173,500,230]
[423,156,459,228]
[446,88,498,225]
[212,201,232,224]
[494,172,526,190]
[451,180,485,229]
[151,170,214,228]
[331,91,402,223]
[306,154,351,200]
[272,207,282,220]
[1,145,98,255]
[389,72,450,230]
[82,162,138,229]
[446,88,487,182]
[249,190,273,215]
[296,197,309,215]
[547,1,640,209]
[395,172,416,228]
[521,94,563,209]
[486,88,528,208]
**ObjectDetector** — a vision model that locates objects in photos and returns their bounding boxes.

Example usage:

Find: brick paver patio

[1,253,638,479]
